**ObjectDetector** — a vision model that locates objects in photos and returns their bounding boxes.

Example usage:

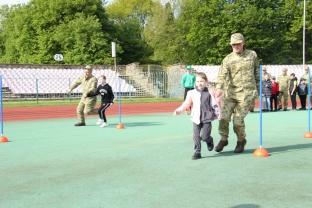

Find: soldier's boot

[74,122,86,126]
[215,140,228,152]
[234,139,247,153]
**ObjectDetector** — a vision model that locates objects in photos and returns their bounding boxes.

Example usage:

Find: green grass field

[1,110,312,207]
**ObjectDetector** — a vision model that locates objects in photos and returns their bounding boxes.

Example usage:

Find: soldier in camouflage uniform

[277,68,290,111]
[262,67,272,80]
[214,33,260,153]
[300,66,311,82]
[300,66,312,109]
[67,65,98,126]
[249,67,271,112]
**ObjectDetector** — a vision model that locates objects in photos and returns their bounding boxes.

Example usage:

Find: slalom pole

[116,76,124,129]
[259,67,263,148]
[308,68,310,132]
[0,75,9,143]
[254,65,269,157]
[304,67,312,138]
[302,0,312,138]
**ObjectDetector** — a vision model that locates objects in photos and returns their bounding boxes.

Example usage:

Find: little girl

[84,75,115,127]
[173,72,221,160]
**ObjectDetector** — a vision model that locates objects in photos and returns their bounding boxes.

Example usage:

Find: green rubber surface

[1,111,312,208]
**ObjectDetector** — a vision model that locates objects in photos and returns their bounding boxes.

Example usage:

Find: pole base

[116,124,125,129]
[304,132,312,138]
[0,135,9,143]
[253,147,269,157]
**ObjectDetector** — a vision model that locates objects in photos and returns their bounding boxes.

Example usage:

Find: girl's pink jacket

[175,88,222,125]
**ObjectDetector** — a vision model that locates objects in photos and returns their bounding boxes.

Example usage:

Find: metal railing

[1,71,217,102]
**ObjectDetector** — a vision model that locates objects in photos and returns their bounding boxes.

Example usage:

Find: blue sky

[0,0,28,6]
[0,0,114,6]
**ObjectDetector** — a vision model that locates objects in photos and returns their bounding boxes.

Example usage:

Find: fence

[1,71,190,102]
[0,63,223,102]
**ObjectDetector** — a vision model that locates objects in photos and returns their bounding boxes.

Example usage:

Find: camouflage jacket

[70,75,98,99]
[301,73,312,84]
[216,49,260,98]
[262,72,272,80]
[277,74,290,92]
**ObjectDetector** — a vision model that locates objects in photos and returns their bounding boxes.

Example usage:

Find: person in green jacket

[181,65,196,100]
[67,65,98,126]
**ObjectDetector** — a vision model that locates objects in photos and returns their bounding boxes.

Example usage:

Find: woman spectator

[270,76,279,111]
[262,74,272,112]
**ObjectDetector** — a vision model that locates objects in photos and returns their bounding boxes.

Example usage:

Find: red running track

[3,102,183,122]
[3,99,300,122]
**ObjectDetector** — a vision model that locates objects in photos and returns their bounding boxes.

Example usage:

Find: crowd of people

[260,66,311,112]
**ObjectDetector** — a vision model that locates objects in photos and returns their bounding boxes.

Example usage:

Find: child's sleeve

[109,86,115,103]
[175,91,192,114]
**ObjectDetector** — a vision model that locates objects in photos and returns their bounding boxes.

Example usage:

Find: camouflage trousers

[249,100,255,111]
[77,97,98,123]
[218,92,253,142]
[277,91,288,109]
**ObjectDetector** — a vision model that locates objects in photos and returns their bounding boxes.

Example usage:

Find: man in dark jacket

[289,73,297,110]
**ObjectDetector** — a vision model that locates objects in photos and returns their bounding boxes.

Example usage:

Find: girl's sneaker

[96,119,104,125]
[100,122,108,128]
[192,152,201,160]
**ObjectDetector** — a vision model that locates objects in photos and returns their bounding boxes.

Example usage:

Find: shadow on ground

[203,142,312,158]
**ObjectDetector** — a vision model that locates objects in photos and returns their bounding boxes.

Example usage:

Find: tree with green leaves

[0,0,115,64]
[143,0,186,65]
[106,0,153,64]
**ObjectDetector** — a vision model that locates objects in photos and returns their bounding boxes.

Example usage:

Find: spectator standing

[300,66,312,109]
[181,65,196,101]
[250,67,272,112]
[298,78,308,110]
[277,68,290,111]
[262,67,272,79]
[262,74,272,112]
[289,73,297,111]
[270,76,279,111]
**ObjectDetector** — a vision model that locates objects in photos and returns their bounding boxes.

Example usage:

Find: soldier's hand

[173,110,179,116]
[215,89,222,98]
[82,93,88,98]
[67,90,71,94]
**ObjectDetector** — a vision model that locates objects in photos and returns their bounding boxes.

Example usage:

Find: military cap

[272,76,276,79]
[282,68,287,72]
[186,65,192,70]
[262,67,267,71]
[300,78,306,81]
[230,33,245,45]
[85,65,92,70]
[305,66,309,70]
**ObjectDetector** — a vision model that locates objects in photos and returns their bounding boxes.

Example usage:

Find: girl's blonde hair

[196,72,208,82]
